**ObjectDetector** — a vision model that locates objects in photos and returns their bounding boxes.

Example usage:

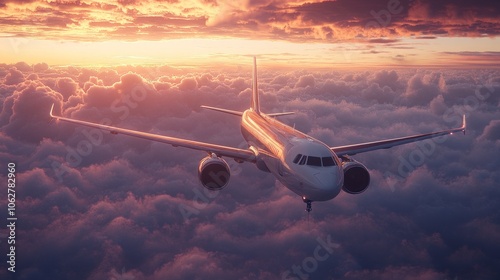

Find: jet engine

[198,155,231,191]
[341,158,370,194]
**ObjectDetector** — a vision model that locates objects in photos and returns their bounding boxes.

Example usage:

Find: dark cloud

[408,0,500,20]
[479,119,500,141]
[296,0,408,26]
[45,16,75,27]
[134,15,206,27]
[368,38,401,44]
[415,36,437,39]
[1,62,499,280]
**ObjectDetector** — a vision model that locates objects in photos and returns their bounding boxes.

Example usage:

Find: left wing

[332,115,466,156]
[50,105,256,162]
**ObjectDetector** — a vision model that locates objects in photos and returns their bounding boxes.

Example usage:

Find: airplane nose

[314,170,341,191]
[309,170,342,201]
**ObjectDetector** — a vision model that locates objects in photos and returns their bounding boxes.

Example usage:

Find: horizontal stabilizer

[267,112,295,117]
[201,105,243,116]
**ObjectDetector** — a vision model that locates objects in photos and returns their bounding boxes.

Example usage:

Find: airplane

[50,57,466,213]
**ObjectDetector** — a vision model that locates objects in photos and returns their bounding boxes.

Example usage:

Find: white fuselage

[241,109,343,201]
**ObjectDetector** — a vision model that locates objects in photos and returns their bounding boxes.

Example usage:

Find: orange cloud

[0,0,498,42]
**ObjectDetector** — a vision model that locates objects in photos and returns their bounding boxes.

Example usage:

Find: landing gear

[302,197,312,213]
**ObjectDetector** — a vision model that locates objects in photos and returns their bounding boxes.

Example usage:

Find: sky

[0,0,499,67]
[1,1,500,280]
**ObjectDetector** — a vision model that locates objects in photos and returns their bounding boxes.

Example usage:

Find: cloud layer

[0,0,499,41]
[1,61,500,279]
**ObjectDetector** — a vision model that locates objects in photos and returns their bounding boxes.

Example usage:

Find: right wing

[50,104,256,163]
[332,115,466,156]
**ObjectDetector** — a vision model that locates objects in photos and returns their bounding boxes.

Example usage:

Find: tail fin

[251,57,260,114]
[202,58,295,118]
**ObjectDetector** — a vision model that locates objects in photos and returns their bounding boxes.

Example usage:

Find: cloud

[479,119,500,141]
[1,62,500,280]
[343,266,447,280]
[367,38,401,44]
[55,77,79,101]
[402,72,447,106]
[1,79,63,143]
[295,74,315,88]
[5,67,25,85]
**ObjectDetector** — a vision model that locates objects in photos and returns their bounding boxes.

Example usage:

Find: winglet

[251,56,260,114]
[462,114,466,135]
[49,103,55,118]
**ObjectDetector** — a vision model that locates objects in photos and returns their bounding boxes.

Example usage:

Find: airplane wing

[332,115,466,156]
[50,105,256,163]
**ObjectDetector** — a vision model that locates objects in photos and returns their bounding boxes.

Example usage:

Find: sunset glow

[1,0,499,67]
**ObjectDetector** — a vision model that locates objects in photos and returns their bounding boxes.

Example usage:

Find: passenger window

[307,156,322,166]
[322,157,336,166]
[293,154,302,164]
[299,156,307,165]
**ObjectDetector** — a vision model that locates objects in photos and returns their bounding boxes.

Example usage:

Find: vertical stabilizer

[251,57,260,114]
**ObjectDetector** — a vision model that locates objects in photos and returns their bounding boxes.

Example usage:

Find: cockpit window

[299,155,307,165]
[322,157,336,166]
[307,156,322,167]
[293,154,337,167]
[293,154,302,164]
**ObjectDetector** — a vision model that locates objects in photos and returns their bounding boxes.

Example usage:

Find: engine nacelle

[341,159,370,194]
[198,155,231,191]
